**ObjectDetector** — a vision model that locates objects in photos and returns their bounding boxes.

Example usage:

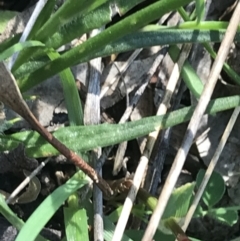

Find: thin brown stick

[0,62,113,197]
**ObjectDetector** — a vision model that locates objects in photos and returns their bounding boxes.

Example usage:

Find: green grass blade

[17,27,240,91]
[47,50,83,126]
[12,0,147,72]
[178,8,240,86]
[168,45,204,98]
[35,0,108,42]
[17,0,192,91]
[0,195,48,241]
[196,170,225,208]
[195,0,205,24]
[27,0,56,40]
[1,95,240,157]
[15,172,88,241]
[45,0,147,50]
[0,41,45,61]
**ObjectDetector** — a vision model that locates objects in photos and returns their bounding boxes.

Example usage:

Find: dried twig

[6,158,50,204]
[113,48,167,175]
[0,62,113,197]
[142,2,240,240]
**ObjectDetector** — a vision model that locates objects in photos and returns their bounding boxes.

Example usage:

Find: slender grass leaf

[47,50,83,126]
[0,41,45,61]
[35,0,108,41]
[27,0,56,40]
[18,28,240,91]
[178,8,240,86]
[1,95,240,157]
[168,45,204,98]
[0,34,21,53]
[0,194,48,241]
[18,0,193,91]
[195,0,205,24]
[12,0,146,71]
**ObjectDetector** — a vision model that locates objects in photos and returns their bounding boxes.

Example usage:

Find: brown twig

[0,62,113,197]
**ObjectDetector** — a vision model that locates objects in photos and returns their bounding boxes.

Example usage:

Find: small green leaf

[193,202,204,217]
[209,208,238,226]
[162,183,195,219]
[196,169,225,208]
[64,207,89,241]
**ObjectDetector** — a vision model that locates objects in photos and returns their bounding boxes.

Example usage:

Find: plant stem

[0,62,113,198]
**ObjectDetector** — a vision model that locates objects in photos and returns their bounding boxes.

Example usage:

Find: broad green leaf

[108,204,148,223]
[196,169,225,207]
[15,172,88,241]
[1,95,240,158]
[159,183,195,235]
[138,183,195,235]
[162,183,195,219]
[208,208,238,226]
[0,11,17,34]
[64,207,89,241]
[108,206,123,223]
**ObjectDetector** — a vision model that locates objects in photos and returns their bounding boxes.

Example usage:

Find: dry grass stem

[182,106,240,231]
[112,44,192,241]
[9,0,48,69]
[142,2,240,240]
[85,28,104,241]
[6,158,50,204]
